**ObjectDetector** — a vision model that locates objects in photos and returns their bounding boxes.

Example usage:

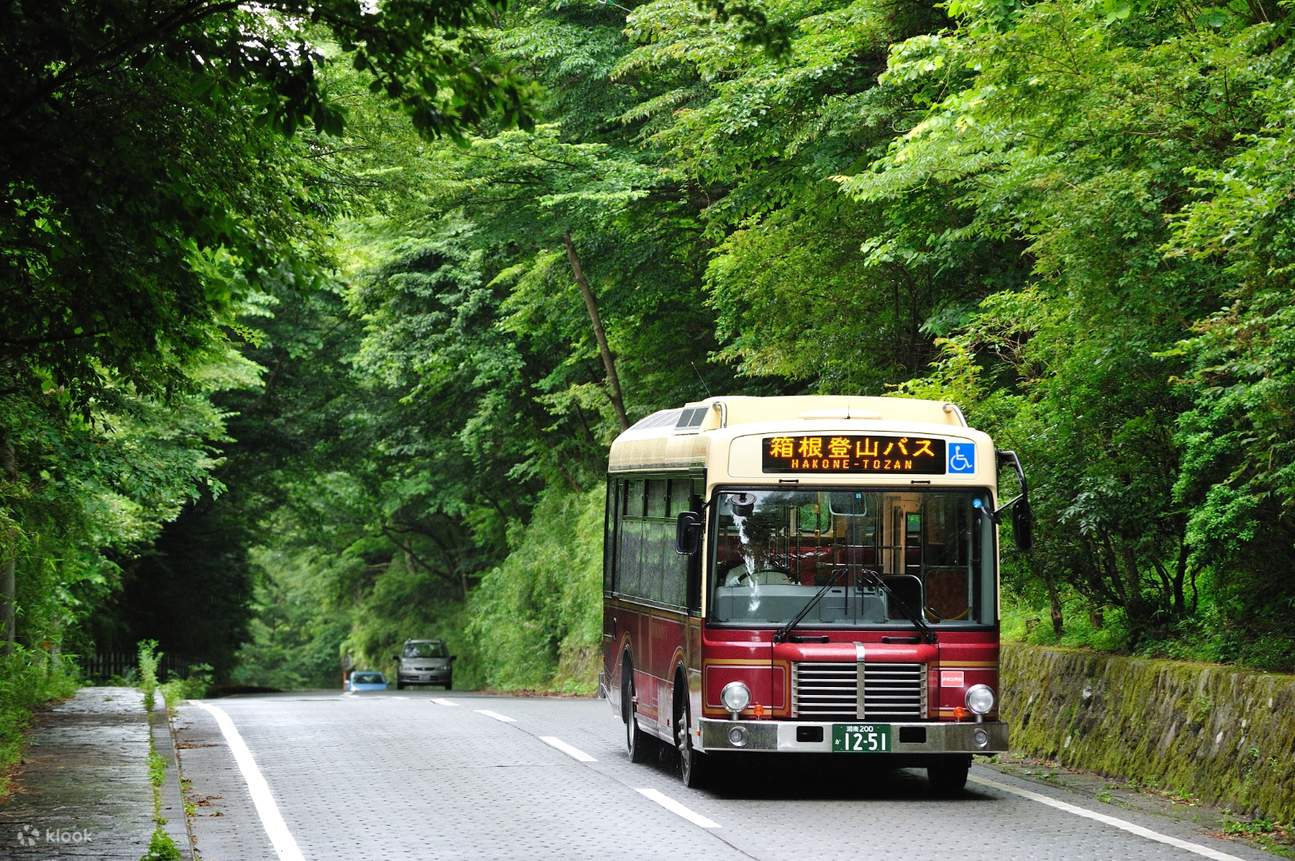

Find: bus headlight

[965,684,995,716]
[721,681,751,716]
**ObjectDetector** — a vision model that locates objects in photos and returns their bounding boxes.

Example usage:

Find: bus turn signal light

[953,706,970,721]
[753,703,765,719]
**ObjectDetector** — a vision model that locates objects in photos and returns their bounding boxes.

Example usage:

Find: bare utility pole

[563,232,629,431]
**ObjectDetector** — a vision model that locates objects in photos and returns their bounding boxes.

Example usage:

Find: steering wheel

[722,561,793,586]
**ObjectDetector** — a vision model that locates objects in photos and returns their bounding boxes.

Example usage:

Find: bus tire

[623,664,652,763]
[927,755,971,795]
[675,684,707,789]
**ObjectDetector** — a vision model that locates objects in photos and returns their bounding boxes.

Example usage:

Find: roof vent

[673,406,708,431]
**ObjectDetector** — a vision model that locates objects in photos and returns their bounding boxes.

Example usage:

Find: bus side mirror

[1013,497,1033,553]
[675,511,702,556]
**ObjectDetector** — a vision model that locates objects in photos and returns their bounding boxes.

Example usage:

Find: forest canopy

[3,0,1294,702]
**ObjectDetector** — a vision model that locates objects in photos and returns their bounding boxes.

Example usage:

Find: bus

[601,396,1031,791]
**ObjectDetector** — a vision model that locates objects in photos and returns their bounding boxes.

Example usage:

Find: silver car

[393,639,454,690]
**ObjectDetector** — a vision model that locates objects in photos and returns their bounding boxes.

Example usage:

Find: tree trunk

[1041,563,1064,637]
[563,232,629,432]
[1,434,16,656]
[1172,538,1189,617]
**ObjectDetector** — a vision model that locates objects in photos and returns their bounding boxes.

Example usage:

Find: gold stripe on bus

[604,597,690,625]
[702,659,791,714]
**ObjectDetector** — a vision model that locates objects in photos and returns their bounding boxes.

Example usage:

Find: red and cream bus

[601,396,1031,790]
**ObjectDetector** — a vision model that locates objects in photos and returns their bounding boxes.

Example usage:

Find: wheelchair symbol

[948,444,975,474]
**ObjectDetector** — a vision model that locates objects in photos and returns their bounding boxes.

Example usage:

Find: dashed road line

[970,775,1248,861]
[539,735,596,762]
[475,709,517,723]
[635,787,720,829]
[431,698,459,706]
[195,702,305,861]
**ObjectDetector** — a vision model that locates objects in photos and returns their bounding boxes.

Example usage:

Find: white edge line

[636,787,720,829]
[970,775,1248,861]
[539,736,597,763]
[431,698,459,707]
[474,708,517,723]
[195,702,306,861]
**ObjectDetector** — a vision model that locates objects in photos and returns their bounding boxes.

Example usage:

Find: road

[171,691,1281,861]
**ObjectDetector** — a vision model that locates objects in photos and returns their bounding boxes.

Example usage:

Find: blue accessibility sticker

[947,442,976,474]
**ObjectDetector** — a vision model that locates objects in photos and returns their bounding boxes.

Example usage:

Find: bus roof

[608,395,989,478]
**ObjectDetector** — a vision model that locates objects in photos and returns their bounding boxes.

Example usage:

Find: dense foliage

[238,0,1295,682]
[4,0,1295,715]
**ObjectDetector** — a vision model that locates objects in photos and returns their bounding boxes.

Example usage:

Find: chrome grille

[861,662,927,720]
[793,661,928,720]
[792,662,857,720]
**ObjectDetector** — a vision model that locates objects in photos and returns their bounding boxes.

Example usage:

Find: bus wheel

[927,755,971,795]
[623,665,651,763]
[675,692,707,789]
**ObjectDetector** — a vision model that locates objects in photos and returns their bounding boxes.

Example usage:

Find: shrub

[0,646,79,799]
[137,640,160,712]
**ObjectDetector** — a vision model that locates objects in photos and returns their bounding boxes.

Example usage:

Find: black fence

[79,652,194,682]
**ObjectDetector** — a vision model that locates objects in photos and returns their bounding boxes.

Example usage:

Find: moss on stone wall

[1001,645,1295,823]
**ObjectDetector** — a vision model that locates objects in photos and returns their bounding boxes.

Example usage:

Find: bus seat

[925,568,970,620]
[882,575,923,620]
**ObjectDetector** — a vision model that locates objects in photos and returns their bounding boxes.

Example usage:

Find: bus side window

[663,480,690,607]
[603,479,618,592]
[619,480,645,598]
[687,479,705,612]
[643,480,668,603]
[668,479,690,518]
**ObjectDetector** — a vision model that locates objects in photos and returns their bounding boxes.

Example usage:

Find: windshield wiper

[859,569,936,644]
[774,565,849,644]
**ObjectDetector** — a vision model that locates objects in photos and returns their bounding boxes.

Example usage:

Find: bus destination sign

[762,435,947,474]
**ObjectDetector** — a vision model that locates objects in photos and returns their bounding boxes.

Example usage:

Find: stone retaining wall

[1000,644,1295,822]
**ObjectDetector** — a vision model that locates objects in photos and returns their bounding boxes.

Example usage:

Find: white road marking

[635,787,721,829]
[970,775,1248,861]
[539,736,597,762]
[475,709,517,723]
[195,702,305,861]
[431,698,459,707]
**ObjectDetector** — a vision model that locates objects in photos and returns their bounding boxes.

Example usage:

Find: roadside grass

[138,641,191,861]
[1220,814,1295,859]
[0,646,79,801]
[161,663,212,711]
[1000,590,1295,672]
[141,703,182,860]
[141,743,181,861]
[999,596,1130,652]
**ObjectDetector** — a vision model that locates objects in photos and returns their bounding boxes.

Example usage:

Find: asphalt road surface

[171,691,1282,861]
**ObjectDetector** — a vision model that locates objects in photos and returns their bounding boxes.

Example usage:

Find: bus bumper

[698,718,1008,755]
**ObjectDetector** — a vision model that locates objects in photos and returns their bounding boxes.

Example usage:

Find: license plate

[832,723,892,753]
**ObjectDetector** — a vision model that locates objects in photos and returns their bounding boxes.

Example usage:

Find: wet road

[172,691,1280,861]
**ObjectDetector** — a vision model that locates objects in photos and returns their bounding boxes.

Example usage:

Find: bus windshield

[709,488,996,628]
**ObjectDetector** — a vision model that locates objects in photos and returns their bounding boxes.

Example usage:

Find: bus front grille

[862,662,927,720]
[792,662,857,720]
[793,661,928,720]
